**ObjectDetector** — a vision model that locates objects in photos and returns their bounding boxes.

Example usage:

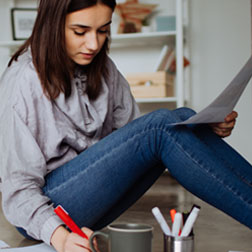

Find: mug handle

[89,231,109,252]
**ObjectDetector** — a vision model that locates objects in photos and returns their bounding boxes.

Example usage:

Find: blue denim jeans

[18,108,252,240]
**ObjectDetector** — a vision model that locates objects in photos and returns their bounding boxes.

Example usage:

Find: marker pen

[180,206,200,237]
[54,205,88,240]
[152,207,172,236]
[170,209,176,223]
[172,212,182,237]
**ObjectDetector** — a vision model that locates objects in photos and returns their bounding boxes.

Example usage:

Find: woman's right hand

[51,225,98,252]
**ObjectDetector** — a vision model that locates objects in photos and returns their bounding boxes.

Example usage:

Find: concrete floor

[0,173,252,251]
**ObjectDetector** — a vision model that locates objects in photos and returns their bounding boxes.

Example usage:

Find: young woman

[0,0,251,251]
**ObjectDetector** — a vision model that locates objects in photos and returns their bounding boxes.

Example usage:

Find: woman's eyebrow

[70,20,112,29]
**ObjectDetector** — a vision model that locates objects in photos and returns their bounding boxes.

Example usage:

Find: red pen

[54,205,88,240]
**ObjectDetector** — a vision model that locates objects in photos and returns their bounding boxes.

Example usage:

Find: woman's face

[65,3,112,65]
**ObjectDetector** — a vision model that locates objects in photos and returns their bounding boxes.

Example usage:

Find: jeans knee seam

[163,128,252,207]
[197,137,252,186]
[45,127,163,196]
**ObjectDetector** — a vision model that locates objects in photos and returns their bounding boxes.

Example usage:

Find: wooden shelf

[0,40,23,49]
[111,31,176,47]
[135,97,177,103]
[0,31,175,50]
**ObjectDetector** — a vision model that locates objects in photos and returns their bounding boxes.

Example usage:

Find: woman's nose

[85,32,99,51]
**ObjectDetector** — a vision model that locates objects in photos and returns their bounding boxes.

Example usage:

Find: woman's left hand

[209,111,238,138]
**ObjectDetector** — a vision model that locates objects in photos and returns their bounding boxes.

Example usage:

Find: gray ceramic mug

[89,223,153,252]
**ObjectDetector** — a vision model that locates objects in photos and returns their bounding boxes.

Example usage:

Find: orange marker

[170,209,182,235]
[170,209,176,223]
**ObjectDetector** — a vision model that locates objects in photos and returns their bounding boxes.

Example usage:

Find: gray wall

[189,0,252,162]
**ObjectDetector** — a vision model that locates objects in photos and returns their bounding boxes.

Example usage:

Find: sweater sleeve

[0,107,63,245]
[108,58,140,129]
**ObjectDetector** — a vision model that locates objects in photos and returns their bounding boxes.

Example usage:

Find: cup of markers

[152,205,201,252]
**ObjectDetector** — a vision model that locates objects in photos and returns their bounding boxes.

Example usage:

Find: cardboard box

[125,71,174,98]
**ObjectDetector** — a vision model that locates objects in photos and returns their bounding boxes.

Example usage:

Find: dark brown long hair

[9,0,116,100]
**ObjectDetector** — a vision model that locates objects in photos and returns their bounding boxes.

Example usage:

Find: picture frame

[11,8,37,40]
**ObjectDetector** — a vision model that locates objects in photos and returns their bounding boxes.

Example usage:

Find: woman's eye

[74,31,85,36]
[98,30,109,34]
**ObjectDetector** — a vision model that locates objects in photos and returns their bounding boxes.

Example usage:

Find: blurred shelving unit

[0,0,188,108]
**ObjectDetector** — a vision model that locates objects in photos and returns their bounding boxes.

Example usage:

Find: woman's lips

[80,53,95,59]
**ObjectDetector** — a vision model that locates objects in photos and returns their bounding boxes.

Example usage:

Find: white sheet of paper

[0,240,10,249]
[175,56,252,125]
[0,243,56,252]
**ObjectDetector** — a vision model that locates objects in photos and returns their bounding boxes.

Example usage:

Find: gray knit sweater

[0,50,139,244]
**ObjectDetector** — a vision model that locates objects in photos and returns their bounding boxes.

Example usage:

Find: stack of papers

[0,243,56,252]
[175,55,252,125]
